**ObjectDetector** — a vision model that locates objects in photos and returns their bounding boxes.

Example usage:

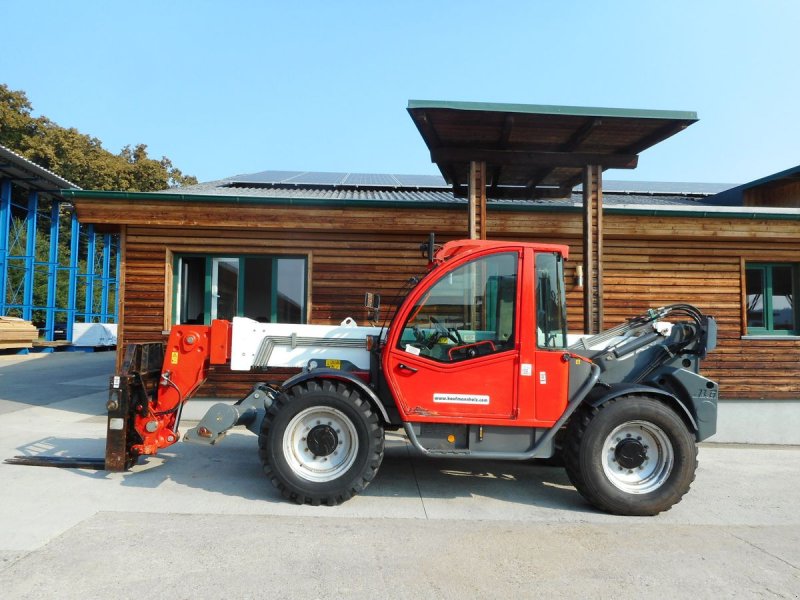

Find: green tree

[0,84,197,191]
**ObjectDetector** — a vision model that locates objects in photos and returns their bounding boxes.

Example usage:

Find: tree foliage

[0,84,197,191]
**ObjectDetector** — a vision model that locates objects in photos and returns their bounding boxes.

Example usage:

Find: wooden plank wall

[603,214,800,400]
[75,198,800,401]
[98,200,471,396]
[502,209,800,400]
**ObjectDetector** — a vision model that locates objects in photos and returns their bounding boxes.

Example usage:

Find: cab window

[535,252,568,349]
[399,253,518,362]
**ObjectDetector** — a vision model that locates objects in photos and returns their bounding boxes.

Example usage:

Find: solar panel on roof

[277,171,312,183]
[228,170,450,189]
[286,172,348,185]
[229,170,306,184]
[229,171,349,185]
[342,173,399,186]
[394,174,448,187]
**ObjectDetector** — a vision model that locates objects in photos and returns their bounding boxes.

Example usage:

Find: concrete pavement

[0,351,116,415]
[0,353,798,598]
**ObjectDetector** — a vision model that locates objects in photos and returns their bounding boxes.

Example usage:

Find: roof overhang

[0,144,80,195]
[407,99,698,199]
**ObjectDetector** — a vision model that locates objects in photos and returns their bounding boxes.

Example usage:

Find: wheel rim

[282,406,359,483]
[601,420,674,494]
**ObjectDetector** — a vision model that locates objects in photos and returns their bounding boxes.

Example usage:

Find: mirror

[364,292,381,322]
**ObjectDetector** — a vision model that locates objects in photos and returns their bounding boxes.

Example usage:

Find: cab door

[384,251,521,422]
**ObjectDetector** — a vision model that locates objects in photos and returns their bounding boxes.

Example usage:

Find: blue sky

[2,1,798,186]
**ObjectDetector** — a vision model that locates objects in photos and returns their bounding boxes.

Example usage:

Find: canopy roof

[407,100,697,199]
[0,143,79,194]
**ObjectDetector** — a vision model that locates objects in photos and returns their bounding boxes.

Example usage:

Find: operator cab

[383,240,572,425]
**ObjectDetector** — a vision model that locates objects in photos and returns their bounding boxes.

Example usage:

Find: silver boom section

[230,317,382,371]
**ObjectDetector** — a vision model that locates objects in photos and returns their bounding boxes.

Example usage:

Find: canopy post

[583,164,603,334]
[468,160,487,240]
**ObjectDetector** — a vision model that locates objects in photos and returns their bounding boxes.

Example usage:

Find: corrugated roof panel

[165,170,739,209]
[165,182,730,208]
[0,143,80,191]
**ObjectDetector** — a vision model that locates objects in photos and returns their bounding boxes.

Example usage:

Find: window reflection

[176,255,306,325]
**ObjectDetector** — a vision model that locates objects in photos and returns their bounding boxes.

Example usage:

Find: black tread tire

[258,379,384,506]
[563,395,698,516]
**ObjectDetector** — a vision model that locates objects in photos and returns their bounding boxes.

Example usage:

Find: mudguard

[586,383,701,439]
[281,368,393,425]
[650,367,718,441]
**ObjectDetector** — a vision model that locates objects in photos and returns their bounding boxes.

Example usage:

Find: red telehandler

[8,238,718,516]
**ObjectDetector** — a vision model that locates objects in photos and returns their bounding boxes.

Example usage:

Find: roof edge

[407,99,698,122]
[62,189,462,210]
[605,204,800,220]
[64,190,800,221]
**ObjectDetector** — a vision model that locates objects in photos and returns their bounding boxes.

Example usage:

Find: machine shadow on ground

[377,450,590,513]
[6,436,107,466]
[16,431,591,513]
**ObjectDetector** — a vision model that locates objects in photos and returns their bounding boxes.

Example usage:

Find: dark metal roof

[407,99,698,200]
[156,171,735,209]
[69,169,800,220]
[164,180,460,203]
[65,184,800,221]
[0,143,80,194]
[185,170,736,196]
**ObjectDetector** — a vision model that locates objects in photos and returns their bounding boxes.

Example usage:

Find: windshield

[396,253,518,362]
[535,252,568,349]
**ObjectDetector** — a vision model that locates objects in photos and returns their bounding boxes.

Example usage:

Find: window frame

[535,251,569,350]
[744,261,798,336]
[171,253,309,326]
[395,251,520,363]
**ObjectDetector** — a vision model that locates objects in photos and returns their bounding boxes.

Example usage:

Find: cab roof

[436,239,569,262]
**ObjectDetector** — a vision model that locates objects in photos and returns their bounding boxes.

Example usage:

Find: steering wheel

[411,324,441,350]
[430,317,462,345]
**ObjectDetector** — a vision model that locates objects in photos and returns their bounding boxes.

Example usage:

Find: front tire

[258,380,384,506]
[563,395,698,516]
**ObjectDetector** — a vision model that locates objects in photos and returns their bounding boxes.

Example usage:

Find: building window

[174,254,307,325]
[745,263,797,335]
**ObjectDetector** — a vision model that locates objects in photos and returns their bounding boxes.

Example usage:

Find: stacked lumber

[0,317,39,350]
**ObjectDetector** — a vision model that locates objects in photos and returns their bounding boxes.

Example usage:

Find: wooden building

[64,102,800,444]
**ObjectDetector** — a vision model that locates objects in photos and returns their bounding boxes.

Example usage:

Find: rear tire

[258,380,384,506]
[563,395,698,516]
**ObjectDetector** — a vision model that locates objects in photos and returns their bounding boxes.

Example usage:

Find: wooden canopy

[407,100,697,200]
[408,99,698,334]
